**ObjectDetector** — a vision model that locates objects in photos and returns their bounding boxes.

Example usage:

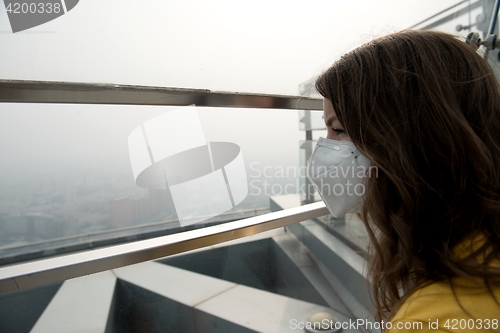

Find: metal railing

[0,80,322,110]
[0,79,327,295]
[408,0,483,30]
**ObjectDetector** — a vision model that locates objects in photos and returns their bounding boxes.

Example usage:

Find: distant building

[110,190,173,228]
[1,213,60,240]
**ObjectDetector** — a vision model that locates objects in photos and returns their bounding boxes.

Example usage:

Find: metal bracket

[465,32,500,50]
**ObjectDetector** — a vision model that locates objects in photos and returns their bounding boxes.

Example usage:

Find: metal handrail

[0,80,322,110]
[0,202,328,295]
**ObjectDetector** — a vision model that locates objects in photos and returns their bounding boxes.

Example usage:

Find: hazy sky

[0,0,461,95]
[0,0,474,185]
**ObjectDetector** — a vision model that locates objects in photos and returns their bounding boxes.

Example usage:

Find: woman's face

[324,98,351,141]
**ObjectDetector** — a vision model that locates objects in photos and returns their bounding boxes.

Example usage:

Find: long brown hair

[316,30,500,321]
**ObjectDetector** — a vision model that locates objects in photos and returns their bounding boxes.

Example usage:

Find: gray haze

[1,0,459,95]
[0,0,469,252]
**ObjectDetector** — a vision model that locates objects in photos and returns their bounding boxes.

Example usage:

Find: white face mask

[306,137,372,218]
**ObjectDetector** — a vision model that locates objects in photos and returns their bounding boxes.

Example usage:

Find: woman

[311,30,500,331]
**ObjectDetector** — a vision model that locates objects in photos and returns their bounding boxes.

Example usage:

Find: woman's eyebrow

[325,115,338,127]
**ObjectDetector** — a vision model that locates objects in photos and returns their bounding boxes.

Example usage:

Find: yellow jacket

[388,280,500,332]
[389,236,500,332]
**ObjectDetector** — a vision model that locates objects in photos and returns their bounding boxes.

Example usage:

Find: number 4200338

[6,2,62,14]
[443,318,498,330]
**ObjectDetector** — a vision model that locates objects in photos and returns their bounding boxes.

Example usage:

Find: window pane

[0,103,319,263]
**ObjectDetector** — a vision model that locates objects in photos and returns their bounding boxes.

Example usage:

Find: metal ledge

[0,202,328,296]
[0,80,323,110]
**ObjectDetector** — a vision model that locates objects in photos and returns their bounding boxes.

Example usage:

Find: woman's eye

[332,128,344,134]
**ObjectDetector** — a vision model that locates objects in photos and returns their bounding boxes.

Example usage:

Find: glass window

[0,103,317,263]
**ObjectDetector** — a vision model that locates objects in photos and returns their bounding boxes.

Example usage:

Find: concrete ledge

[30,271,116,333]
